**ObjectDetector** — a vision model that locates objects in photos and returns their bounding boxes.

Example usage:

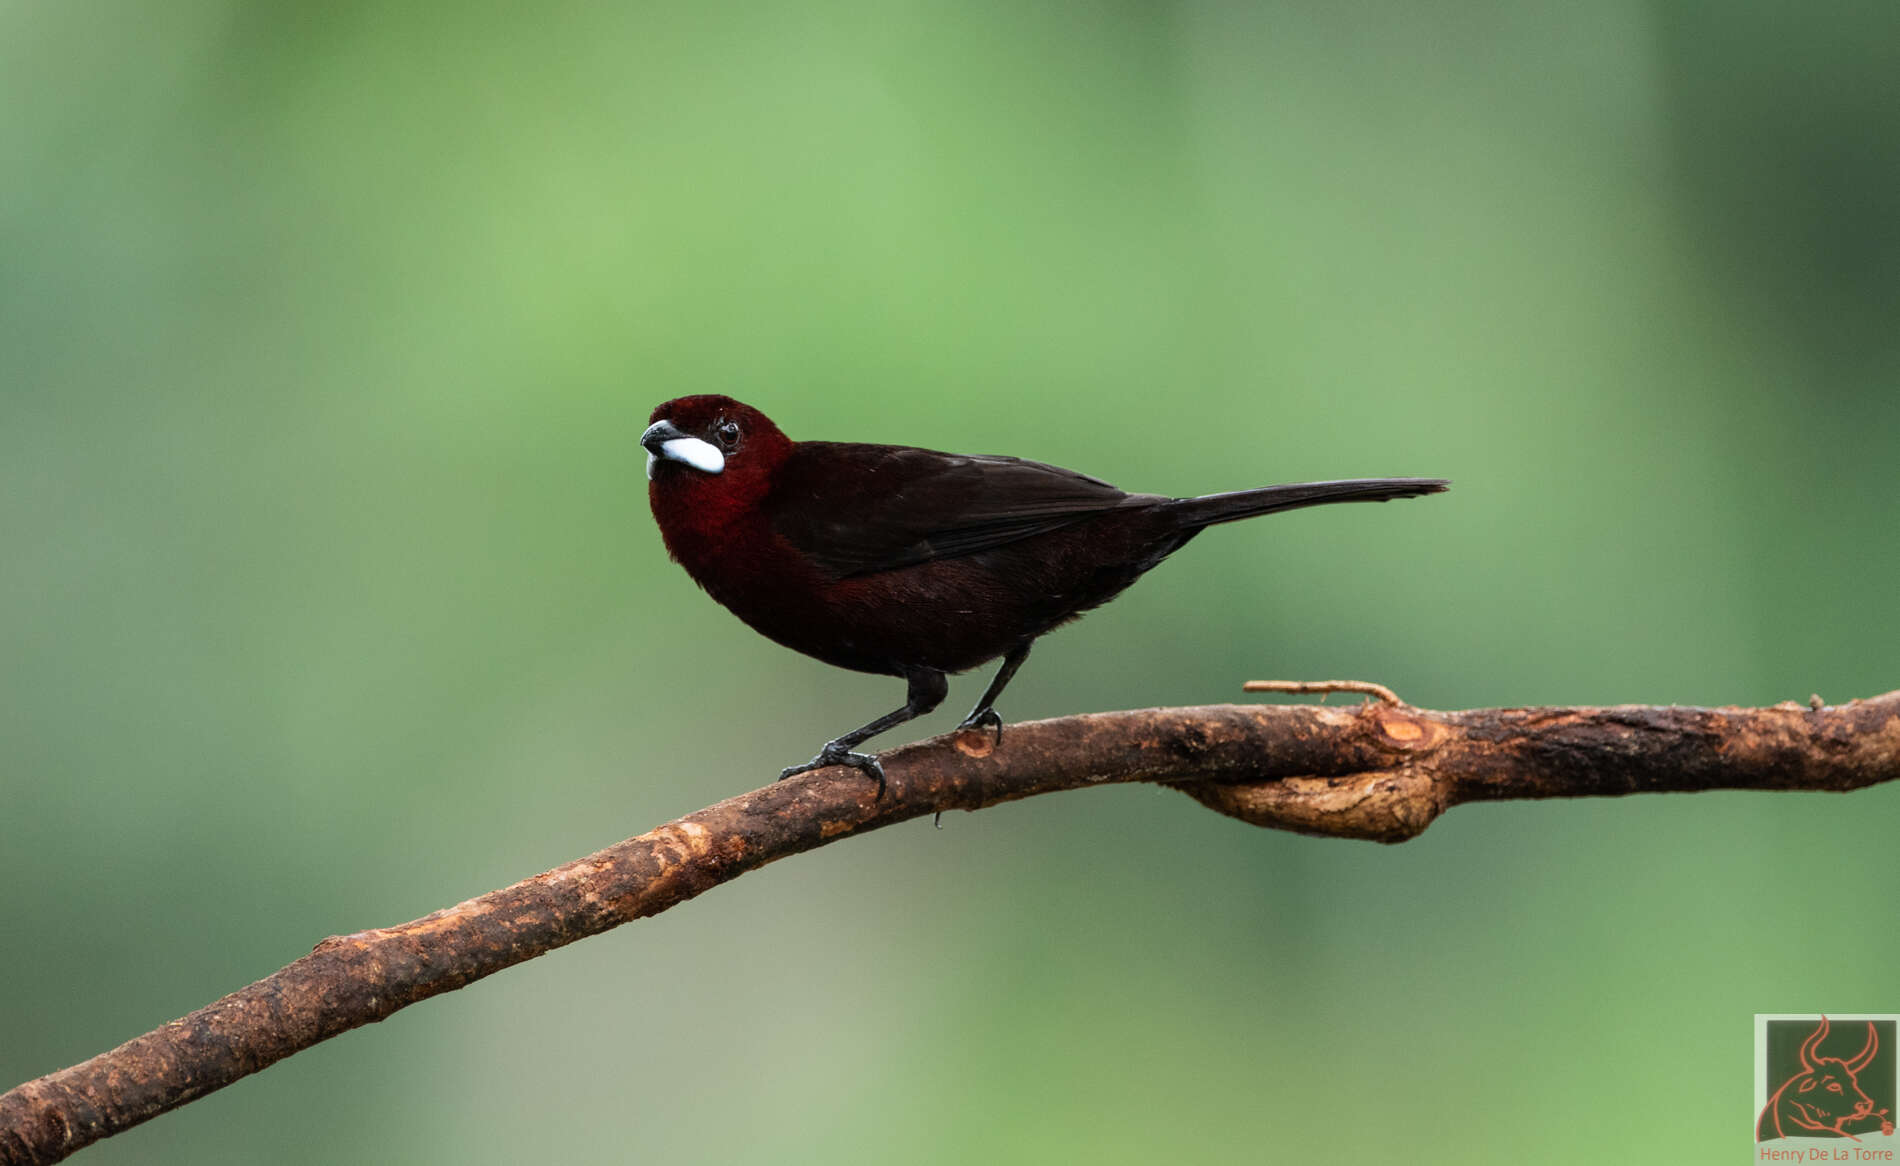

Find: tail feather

[1166,478,1449,529]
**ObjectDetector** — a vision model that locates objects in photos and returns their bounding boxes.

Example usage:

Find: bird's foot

[957,706,1004,746]
[779,742,888,798]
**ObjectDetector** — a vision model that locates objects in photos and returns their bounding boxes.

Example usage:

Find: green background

[4,2,1896,1162]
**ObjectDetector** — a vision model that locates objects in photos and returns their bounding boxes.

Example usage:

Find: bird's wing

[767,441,1148,577]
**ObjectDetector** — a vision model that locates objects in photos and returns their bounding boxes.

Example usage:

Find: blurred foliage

[3,1,1896,1162]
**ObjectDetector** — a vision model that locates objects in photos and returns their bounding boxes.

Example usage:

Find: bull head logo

[1758,1016,1894,1142]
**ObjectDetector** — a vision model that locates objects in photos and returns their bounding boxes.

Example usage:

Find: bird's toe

[780,746,888,799]
[827,750,888,798]
[777,760,815,782]
[958,706,1005,746]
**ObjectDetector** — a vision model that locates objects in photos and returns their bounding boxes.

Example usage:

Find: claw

[957,706,1004,746]
[778,744,888,799]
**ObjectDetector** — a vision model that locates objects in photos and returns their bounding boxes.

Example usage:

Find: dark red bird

[644,395,1446,789]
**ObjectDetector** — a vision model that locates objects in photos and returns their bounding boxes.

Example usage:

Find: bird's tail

[1166,478,1449,529]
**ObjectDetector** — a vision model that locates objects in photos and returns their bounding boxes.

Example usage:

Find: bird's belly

[706,566,1019,677]
[790,532,1176,675]
[690,511,1185,677]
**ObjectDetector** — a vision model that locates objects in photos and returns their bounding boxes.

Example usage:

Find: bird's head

[643,395,791,529]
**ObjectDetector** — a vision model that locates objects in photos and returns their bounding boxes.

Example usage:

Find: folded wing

[767,442,1153,577]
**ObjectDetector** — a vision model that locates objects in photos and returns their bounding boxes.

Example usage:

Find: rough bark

[3,689,1896,1165]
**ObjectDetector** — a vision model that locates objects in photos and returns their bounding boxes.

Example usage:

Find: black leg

[956,640,1032,745]
[779,668,948,796]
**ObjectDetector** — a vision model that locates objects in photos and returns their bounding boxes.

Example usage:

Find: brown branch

[5,689,1898,1164]
[1243,678,1404,705]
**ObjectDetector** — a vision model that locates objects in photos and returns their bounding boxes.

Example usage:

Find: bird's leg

[957,640,1032,745]
[778,668,948,796]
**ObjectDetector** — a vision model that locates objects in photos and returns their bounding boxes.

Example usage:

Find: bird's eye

[716,419,741,447]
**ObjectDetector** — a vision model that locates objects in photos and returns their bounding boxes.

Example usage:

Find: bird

[643,395,1446,792]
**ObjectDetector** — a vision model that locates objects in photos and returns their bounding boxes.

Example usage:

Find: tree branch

[5,689,1897,1164]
